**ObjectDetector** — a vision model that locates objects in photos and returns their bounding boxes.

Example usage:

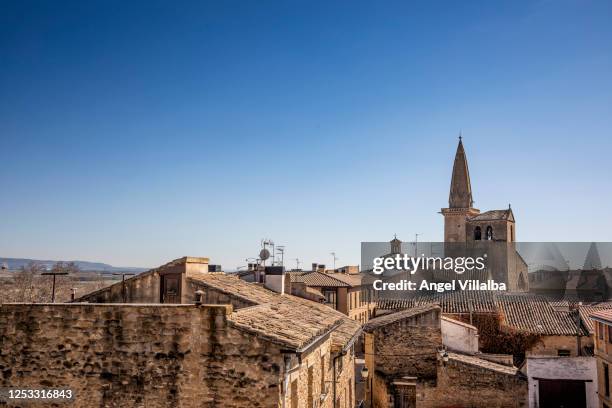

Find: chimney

[264,266,285,294]
[312,263,318,272]
[182,257,210,277]
[317,264,326,273]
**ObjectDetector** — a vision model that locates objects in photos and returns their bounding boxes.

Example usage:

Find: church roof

[448,138,474,208]
[468,209,514,222]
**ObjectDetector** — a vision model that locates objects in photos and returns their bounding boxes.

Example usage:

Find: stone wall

[283,341,355,408]
[0,304,286,408]
[418,359,527,408]
[527,335,588,357]
[372,309,441,380]
[78,269,161,303]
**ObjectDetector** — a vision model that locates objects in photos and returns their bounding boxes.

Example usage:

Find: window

[474,226,482,240]
[557,349,570,357]
[608,324,612,344]
[486,226,493,240]
[324,290,337,309]
[600,322,605,340]
[605,363,610,397]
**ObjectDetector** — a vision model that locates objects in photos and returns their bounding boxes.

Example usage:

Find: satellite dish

[259,249,270,261]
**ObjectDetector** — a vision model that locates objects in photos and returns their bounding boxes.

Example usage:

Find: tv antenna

[330,252,338,271]
[276,246,285,266]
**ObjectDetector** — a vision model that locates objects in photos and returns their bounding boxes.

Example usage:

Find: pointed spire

[583,242,602,270]
[449,136,474,208]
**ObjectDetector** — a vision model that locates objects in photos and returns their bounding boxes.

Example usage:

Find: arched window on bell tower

[486,226,493,240]
[474,226,482,241]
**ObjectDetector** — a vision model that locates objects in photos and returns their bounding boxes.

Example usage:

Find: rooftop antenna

[412,234,421,258]
[330,252,338,271]
[276,246,285,267]
[295,258,301,270]
[261,239,274,266]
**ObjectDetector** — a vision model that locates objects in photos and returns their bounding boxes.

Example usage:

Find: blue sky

[1,0,611,269]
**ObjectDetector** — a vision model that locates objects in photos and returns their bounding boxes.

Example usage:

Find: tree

[1,261,78,303]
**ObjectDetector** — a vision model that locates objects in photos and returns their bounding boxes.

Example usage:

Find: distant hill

[0,257,148,274]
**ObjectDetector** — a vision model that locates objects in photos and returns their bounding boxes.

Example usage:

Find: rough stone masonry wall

[0,304,285,408]
[418,360,527,408]
[373,312,441,380]
[77,269,161,303]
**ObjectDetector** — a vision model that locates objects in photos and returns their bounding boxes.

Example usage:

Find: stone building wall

[0,304,288,408]
[417,359,527,408]
[186,279,356,408]
[79,269,162,303]
[372,310,441,380]
[527,335,588,357]
[282,341,355,408]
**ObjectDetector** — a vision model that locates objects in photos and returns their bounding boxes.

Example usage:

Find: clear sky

[1,0,611,269]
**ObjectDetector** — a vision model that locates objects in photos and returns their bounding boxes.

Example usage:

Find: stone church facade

[441,138,528,292]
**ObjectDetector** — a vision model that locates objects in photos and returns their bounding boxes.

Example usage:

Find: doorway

[538,379,586,408]
[160,273,181,303]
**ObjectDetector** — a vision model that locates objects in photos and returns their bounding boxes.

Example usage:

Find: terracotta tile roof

[590,309,612,324]
[579,305,612,334]
[324,273,366,287]
[290,271,350,287]
[468,209,513,222]
[497,294,586,336]
[377,291,498,314]
[188,273,361,351]
[377,292,587,336]
[229,303,343,350]
[363,304,440,332]
[190,273,277,305]
[447,352,520,376]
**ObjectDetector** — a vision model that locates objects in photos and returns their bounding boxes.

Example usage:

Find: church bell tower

[440,137,480,242]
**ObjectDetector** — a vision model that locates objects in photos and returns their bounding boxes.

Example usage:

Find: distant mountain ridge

[0,257,148,273]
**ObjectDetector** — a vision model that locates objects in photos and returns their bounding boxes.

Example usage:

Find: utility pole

[41,271,69,303]
[113,272,135,303]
